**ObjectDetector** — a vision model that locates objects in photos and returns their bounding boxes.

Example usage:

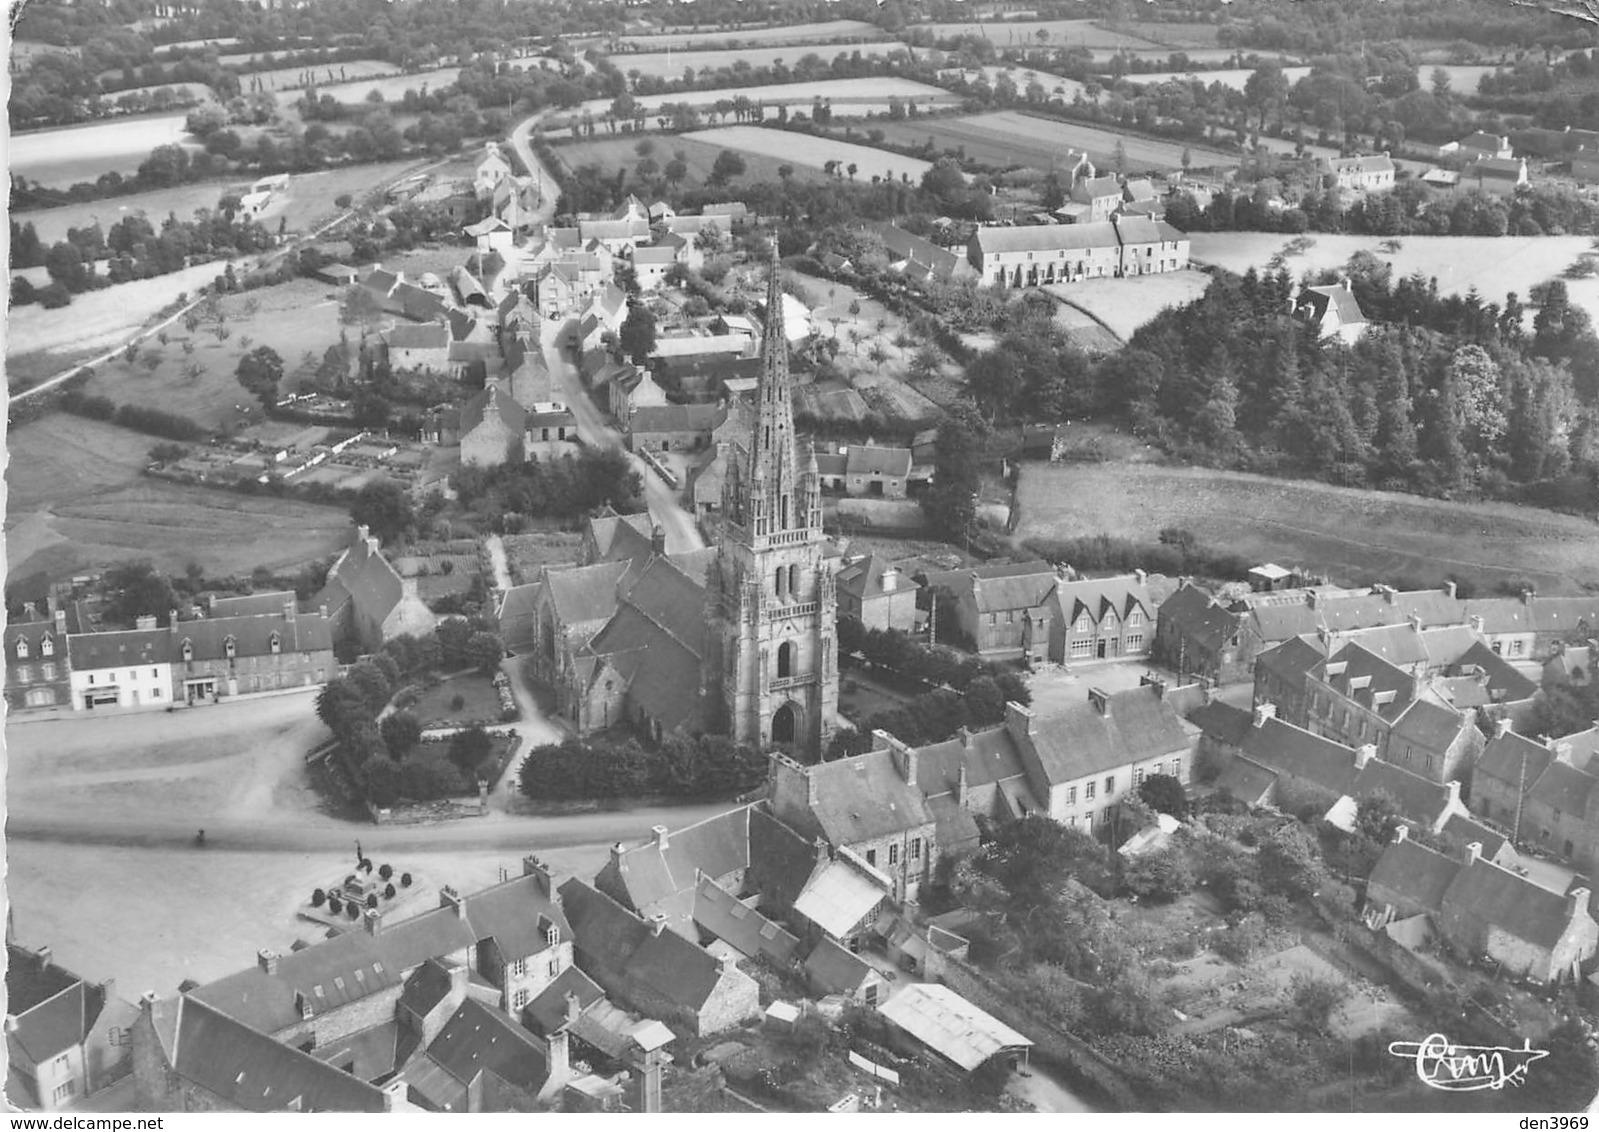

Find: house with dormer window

[1048,572,1155,662]
[5,605,71,710]
[164,596,335,704]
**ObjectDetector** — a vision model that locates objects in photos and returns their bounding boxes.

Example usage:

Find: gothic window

[14,638,26,659]
[40,636,53,657]
[777,642,792,679]
[774,566,786,599]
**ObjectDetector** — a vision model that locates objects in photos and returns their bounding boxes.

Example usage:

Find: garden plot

[685,125,933,182]
[613,41,911,80]
[568,77,957,123]
[615,20,883,50]
[11,114,194,187]
[1050,298,1124,353]
[869,111,1235,174]
[803,276,941,423]
[501,531,586,584]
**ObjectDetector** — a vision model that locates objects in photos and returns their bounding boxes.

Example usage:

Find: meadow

[1016,461,1599,594]
[566,76,957,123]
[1122,66,1312,91]
[11,115,195,187]
[7,263,224,361]
[1185,232,1599,318]
[615,20,883,50]
[869,110,1236,173]
[550,134,831,187]
[965,64,1087,101]
[611,41,911,81]
[283,65,462,105]
[683,126,933,182]
[4,414,353,582]
[1044,269,1212,342]
[915,19,1162,48]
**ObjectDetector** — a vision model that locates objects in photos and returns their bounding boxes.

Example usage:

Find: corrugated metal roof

[792,859,888,938]
[879,983,1031,1071]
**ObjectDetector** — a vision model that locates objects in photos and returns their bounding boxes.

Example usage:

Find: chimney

[1342,278,1353,293]
[53,608,66,634]
[523,855,553,899]
[652,825,670,852]
[140,991,159,1014]
[611,842,628,874]
[1470,615,1485,634]
[258,948,280,975]
[295,991,313,1020]
[1253,702,1277,728]
[1494,717,1513,739]
[814,836,831,872]
[1141,674,1167,700]
[1006,701,1038,737]
[1444,580,1458,600]
[1393,825,1409,843]
[1445,780,1462,812]
[1087,687,1110,715]
[364,908,382,935]
[881,567,898,593]
[34,946,52,970]
[1355,743,1377,768]
[1306,590,1318,609]
[380,1078,408,1112]
[1553,741,1575,765]
[873,729,918,787]
[284,597,296,623]
[957,763,969,805]
[1408,614,1423,633]
[440,885,466,918]
[1521,587,1535,605]
[647,913,667,937]
[564,991,583,1027]
[1465,841,1483,864]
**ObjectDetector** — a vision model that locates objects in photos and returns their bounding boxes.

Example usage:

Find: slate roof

[793,747,934,845]
[362,268,399,296]
[692,876,801,966]
[597,805,753,926]
[556,880,730,1013]
[1113,215,1161,244]
[802,938,874,994]
[556,879,650,979]
[393,282,448,323]
[1443,858,1579,950]
[1076,175,1122,201]
[1528,760,1598,816]
[1476,730,1556,789]
[1466,157,1526,180]
[160,996,387,1111]
[1022,685,1193,787]
[426,998,547,1095]
[923,561,1057,616]
[68,627,171,669]
[1189,700,1254,749]
[1328,153,1395,174]
[209,591,298,618]
[629,404,725,433]
[396,958,457,1020]
[1237,715,1358,797]
[1463,595,1599,637]
[1255,635,1328,686]
[1300,284,1367,327]
[460,873,571,964]
[972,221,1120,256]
[1352,758,1453,826]
[836,555,919,604]
[633,246,677,265]
[844,444,912,478]
[316,528,404,627]
[459,384,527,438]
[544,561,631,627]
[1214,755,1279,804]
[1367,838,1461,915]
[1159,583,1239,650]
[915,725,1027,796]
[1441,814,1511,861]
[524,967,605,1038]
[588,511,657,563]
[1389,698,1469,752]
[173,609,333,663]
[1248,588,1467,640]
[747,804,824,911]
[191,932,399,1034]
[862,220,964,281]
[1051,574,1154,629]
[6,970,96,1065]
[1312,643,1416,721]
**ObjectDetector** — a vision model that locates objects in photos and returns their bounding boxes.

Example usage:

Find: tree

[1121,846,1195,903]
[1138,773,1189,818]
[380,711,422,757]
[448,725,494,771]
[11,276,37,306]
[921,404,983,542]
[350,480,415,545]
[1113,139,1128,175]
[361,756,404,807]
[340,285,385,326]
[710,148,746,185]
[467,631,504,673]
[619,300,657,364]
[1259,823,1325,900]
[1244,63,1289,131]
[103,562,179,627]
[235,345,284,407]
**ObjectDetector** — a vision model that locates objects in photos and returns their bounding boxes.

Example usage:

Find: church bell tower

[702,245,837,755]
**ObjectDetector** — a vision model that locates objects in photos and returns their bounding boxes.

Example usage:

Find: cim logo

[1387,1033,1550,1091]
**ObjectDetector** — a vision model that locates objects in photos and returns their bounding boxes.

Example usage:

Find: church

[497,250,838,756]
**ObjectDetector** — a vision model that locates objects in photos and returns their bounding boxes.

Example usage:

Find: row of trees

[517,733,767,801]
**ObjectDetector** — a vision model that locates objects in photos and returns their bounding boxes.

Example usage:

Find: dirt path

[489,654,565,809]
[1041,289,1124,345]
[483,532,514,592]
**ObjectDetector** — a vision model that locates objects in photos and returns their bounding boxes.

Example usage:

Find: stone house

[1462,593,1599,660]
[1461,157,1529,196]
[631,246,678,291]
[1154,581,1244,684]
[1472,722,1599,871]
[1324,153,1396,192]
[383,322,451,373]
[836,554,919,633]
[801,938,885,1005]
[1112,215,1189,276]
[556,880,760,1036]
[6,943,136,1111]
[1071,175,1124,223]
[5,606,71,710]
[1545,641,1595,688]
[459,384,528,468]
[315,525,438,653]
[594,806,757,940]
[768,746,939,904]
[812,444,913,498]
[923,561,1058,661]
[627,403,725,453]
[968,221,1122,288]
[167,599,335,703]
[1047,571,1154,663]
[1295,280,1368,345]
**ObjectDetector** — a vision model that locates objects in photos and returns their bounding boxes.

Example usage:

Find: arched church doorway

[772,702,797,745]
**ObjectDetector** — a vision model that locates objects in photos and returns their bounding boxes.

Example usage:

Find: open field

[300,65,462,105]
[1122,66,1311,91]
[109,81,211,102]
[6,263,223,359]
[5,414,354,581]
[550,134,831,187]
[683,125,932,182]
[11,114,194,187]
[1050,294,1132,353]
[613,41,910,80]
[1016,460,1599,593]
[224,56,396,91]
[76,279,350,430]
[916,19,1162,48]
[1186,232,1599,318]
[16,180,242,245]
[1044,269,1212,341]
[869,111,1235,174]
[11,39,81,62]
[616,20,883,50]
[567,76,957,123]
[1112,22,1224,48]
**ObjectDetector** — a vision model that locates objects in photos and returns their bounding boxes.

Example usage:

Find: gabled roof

[748,804,824,911]
[544,560,631,627]
[426,998,548,1096]
[1476,729,1555,788]
[632,246,677,265]
[1236,715,1358,797]
[173,609,332,663]
[396,958,457,1020]
[1214,754,1279,804]
[792,857,891,938]
[1050,573,1153,629]
[316,527,405,631]
[557,879,650,978]
[191,932,400,1035]
[1075,175,1121,201]
[160,996,387,1111]
[1159,583,1239,650]
[1112,215,1161,244]
[556,880,729,1012]
[1255,634,1328,685]
[923,561,1057,616]
[1528,759,1598,816]
[1443,858,1581,950]
[1328,153,1395,174]
[67,627,172,670]
[597,805,753,926]
[844,444,912,478]
[5,951,97,1065]
[878,983,1031,1072]
[1188,700,1254,749]
[1466,157,1526,179]
[459,384,527,438]
[802,938,875,994]
[693,876,801,966]
[788,747,934,845]
[524,966,605,1038]
[1311,642,1415,721]
[1022,686,1193,787]
[461,873,570,963]
[1352,758,1453,826]
[1367,838,1461,915]
[209,590,298,618]
[1440,814,1511,861]
[1299,283,1367,328]
[972,221,1120,256]
[1389,697,1469,752]
[588,510,656,563]
[836,555,920,604]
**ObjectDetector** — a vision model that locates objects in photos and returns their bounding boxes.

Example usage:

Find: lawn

[1185,232,1599,316]
[610,41,911,81]
[1016,460,1599,594]
[549,134,831,189]
[566,76,958,124]
[73,278,350,428]
[409,674,507,729]
[1044,269,1212,341]
[1050,298,1124,353]
[615,20,884,50]
[685,125,933,182]
[11,114,195,187]
[869,111,1236,174]
[5,413,353,582]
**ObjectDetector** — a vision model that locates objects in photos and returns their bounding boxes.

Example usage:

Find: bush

[328,895,342,914]
[359,857,374,874]
[384,883,397,899]
[379,863,394,881]
[450,693,466,711]
[311,888,326,907]
[347,902,360,919]
[401,872,413,887]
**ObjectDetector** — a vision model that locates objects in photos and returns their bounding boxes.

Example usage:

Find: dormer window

[14,639,27,659]
[181,640,194,662]
[40,636,53,657]
[269,632,281,655]
[545,926,560,947]
[224,636,237,660]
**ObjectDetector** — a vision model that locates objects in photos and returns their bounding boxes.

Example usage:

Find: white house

[67,628,173,710]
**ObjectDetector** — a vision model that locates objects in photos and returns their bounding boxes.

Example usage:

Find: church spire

[747,241,803,533]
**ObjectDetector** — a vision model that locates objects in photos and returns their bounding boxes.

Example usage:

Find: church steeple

[744,241,808,536]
